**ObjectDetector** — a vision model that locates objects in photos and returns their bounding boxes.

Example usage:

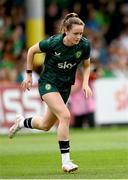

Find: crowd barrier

[0,78,128,133]
[0,84,46,133]
[94,78,128,125]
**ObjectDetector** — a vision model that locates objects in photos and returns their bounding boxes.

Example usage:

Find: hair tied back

[65,13,79,21]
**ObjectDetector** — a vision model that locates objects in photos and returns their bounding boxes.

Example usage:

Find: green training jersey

[39,34,90,88]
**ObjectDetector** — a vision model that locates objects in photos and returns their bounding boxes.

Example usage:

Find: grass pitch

[0,127,128,179]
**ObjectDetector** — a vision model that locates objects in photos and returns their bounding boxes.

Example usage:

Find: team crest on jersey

[45,83,51,90]
[75,51,82,58]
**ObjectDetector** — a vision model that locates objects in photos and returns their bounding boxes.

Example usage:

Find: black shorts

[38,80,71,104]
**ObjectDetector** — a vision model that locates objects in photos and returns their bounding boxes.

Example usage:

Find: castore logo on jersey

[54,52,61,56]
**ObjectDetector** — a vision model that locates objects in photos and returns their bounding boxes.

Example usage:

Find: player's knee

[59,110,71,124]
[65,112,71,122]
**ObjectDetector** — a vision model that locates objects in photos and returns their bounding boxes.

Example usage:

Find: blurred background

[0,0,128,133]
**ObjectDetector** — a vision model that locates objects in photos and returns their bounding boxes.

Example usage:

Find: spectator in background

[16,49,39,84]
[0,0,128,85]
[0,68,11,84]
[105,1,128,44]
[0,38,4,60]
[45,2,60,36]
[0,1,26,84]
[90,33,108,65]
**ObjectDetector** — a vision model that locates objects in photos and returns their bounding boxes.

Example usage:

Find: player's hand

[82,84,92,98]
[21,74,32,91]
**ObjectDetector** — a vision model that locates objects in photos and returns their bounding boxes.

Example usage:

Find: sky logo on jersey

[75,51,82,58]
[58,61,76,69]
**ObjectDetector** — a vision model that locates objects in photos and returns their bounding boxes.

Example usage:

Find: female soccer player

[9,12,92,173]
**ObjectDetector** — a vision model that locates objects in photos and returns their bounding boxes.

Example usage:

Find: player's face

[66,24,84,45]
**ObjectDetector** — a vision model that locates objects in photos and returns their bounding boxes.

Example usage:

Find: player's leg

[9,90,78,172]
[9,107,57,138]
[43,92,70,140]
[42,92,78,172]
[28,108,57,131]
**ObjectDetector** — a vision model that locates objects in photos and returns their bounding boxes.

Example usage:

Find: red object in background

[89,72,97,81]
[0,84,45,129]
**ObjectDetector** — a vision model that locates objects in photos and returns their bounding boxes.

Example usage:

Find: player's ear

[64,27,68,35]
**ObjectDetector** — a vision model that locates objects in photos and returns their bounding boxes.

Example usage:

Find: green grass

[0,127,128,179]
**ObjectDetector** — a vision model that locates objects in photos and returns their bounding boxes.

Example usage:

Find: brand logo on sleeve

[54,52,61,56]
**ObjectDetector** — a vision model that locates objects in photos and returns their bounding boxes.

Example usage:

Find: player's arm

[22,43,41,91]
[83,58,90,87]
[26,43,41,71]
[82,58,92,98]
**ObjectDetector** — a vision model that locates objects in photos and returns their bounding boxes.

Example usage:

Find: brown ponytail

[60,12,84,34]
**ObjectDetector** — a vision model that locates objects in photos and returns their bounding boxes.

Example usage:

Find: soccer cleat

[62,161,78,173]
[9,115,24,139]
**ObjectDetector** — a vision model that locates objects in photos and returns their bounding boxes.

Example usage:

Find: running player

[9,12,92,173]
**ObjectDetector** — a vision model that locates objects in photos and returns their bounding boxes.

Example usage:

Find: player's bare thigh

[42,92,70,120]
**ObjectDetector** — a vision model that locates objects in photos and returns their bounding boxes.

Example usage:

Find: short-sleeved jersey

[39,34,90,88]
